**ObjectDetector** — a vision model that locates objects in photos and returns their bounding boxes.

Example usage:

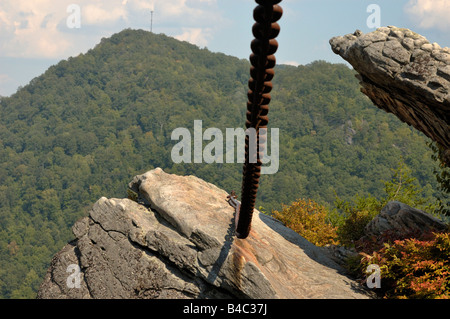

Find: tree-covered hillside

[0,29,440,298]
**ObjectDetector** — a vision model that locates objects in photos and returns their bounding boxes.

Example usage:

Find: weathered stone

[421,43,433,52]
[382,40,411,65]
[401,37,415,51]
[330,26,450,165]
[38,168,372,299]
[365,201,447,238]
[438,65,450,82]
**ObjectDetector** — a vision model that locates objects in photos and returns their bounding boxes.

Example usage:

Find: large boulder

[330,26,450,165]
[37,168,372,299]
[365,201,447,238]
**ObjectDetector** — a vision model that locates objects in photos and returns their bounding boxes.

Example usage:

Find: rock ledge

[330,26,450,164]
[38,168,372,299]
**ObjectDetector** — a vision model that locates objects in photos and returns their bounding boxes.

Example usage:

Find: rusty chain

[235,0,283,239]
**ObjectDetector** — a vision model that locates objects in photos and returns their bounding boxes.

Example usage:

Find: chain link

[235,0,283,239]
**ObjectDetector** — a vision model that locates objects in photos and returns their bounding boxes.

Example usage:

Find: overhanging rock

[330,26,450,165]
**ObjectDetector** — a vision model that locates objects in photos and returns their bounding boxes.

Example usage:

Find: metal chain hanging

[235,0,283,239]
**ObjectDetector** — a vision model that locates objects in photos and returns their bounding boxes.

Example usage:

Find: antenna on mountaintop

[150,10,154,32]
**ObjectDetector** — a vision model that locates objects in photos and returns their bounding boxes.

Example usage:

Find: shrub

[272,199,339,247]
[338,209,378,246]
[359,231,450,299]
[334,194,380,246]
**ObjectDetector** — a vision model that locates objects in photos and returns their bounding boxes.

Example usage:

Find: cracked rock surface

[37,168,372,299]
[330,26,450,164]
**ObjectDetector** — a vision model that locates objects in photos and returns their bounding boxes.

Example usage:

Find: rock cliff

[37,168,371,299]
[330,26,450,165]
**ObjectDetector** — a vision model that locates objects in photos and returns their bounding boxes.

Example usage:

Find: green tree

[383,160,428,208]
[429,142,450,216]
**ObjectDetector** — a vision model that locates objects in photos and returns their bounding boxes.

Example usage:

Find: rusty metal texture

[235,0,282,239]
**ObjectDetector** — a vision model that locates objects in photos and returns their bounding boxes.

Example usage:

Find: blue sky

[0,0,449,96]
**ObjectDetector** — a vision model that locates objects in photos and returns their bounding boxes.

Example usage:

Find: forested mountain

[0,29,440,298]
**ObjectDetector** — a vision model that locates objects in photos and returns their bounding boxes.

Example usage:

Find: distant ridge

[0,28,438,298]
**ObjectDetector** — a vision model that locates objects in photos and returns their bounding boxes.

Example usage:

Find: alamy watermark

[67,4,81,29]
[366,4,381,29]
[366,264,381,289]
[66,264,81,289]
[171,120,279,175]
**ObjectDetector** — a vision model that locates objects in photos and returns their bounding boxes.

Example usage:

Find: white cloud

[405,0,450,31]
[175,27,212,47]
[0,1,71,58]
[0,0,222,59]
[83,3,128,25]
[281,61,300,67]
[151,0,220,26]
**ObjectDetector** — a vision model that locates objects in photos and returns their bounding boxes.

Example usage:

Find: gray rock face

[365,201,447,238]
[330,26,450,165]
[38,168,371,299]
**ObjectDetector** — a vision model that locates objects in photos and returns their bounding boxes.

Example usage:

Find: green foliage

[272,199,339,247]
[383,160,428,209]
[257,206,270,216]
[334,160,440,247]
[428,142,450,217]
[0,29,442,298]
[333,160,450,299]
[360,231,450,299]
[335,200,380,247]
